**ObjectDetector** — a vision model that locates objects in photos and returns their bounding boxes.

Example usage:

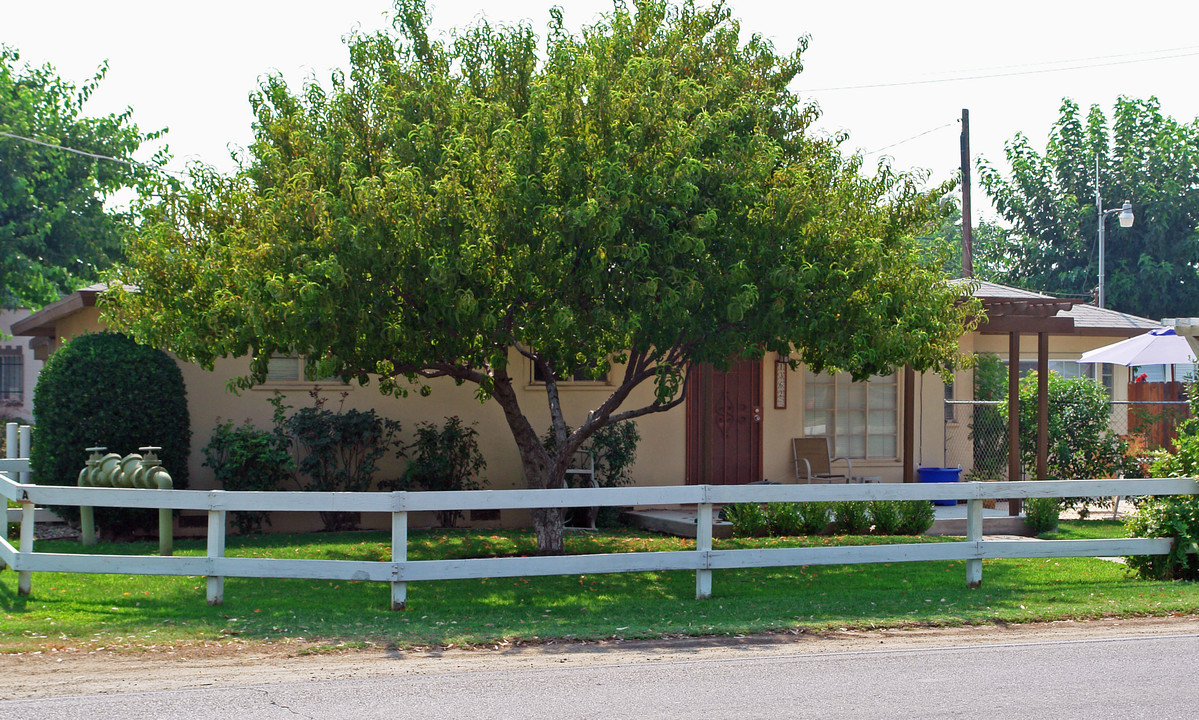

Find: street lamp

[1097,199,1134,309]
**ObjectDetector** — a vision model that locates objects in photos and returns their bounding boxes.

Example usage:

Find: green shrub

[397,416,487,528]
[271,391,402,532]
[797,501,832,535]
[897,500,936,535]
[1024,497,1061,535]
[833,500,871,534]
[764,502,802,536]
[30,332,190,539]
[202,420,294,534]
[1003,371,1134,484]
[868,500,904,535]
[1124,495,1199,580]
[1124,399,1199,579]
[721,503,769,537]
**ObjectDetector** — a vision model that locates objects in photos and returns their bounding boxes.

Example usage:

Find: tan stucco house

[10,281,1160,530]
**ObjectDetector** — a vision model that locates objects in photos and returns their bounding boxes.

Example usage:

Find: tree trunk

[491,371,577,556]
[531,506,565,555]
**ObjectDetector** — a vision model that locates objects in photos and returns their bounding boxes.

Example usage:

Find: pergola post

[1008,331,1022,514]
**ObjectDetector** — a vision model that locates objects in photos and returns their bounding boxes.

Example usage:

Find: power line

[864,121,956,157]
[803,45,1199,93]
[0,129,179,177]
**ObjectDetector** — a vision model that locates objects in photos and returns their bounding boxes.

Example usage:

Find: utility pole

[960,108,973,278]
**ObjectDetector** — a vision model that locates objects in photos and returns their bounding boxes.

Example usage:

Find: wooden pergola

[901,285,1080,516]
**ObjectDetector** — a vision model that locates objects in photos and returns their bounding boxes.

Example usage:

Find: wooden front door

[685,360,763,485]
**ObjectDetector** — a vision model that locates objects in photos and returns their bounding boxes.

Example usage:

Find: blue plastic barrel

[917,467,961,506]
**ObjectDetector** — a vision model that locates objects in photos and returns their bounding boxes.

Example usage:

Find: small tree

[108,0,977,554]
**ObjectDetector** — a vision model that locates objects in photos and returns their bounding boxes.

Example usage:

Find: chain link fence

[944,398,1191,481]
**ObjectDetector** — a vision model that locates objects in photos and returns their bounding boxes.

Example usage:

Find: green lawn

[1,524,1194,652]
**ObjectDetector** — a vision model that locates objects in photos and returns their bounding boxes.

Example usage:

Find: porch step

[622,508,733,539]
[927,515,1032,536]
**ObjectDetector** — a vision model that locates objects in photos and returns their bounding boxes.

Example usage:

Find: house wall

[24,302,1144,532]
[1,309,44,423]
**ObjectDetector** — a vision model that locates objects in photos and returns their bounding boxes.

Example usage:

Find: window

[0,349,22,404]
[804,369,897,459]
[1014,359,1091,380]
[531,362,608,384]
[264,355,337,384]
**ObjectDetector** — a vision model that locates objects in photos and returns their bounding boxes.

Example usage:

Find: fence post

[3,423,14,568]
[966,496,983,588]
[18,500,34,595]
[17,425,30,485]
[391,501,408,611]
[206,492,226,606]
[695,487,713,600]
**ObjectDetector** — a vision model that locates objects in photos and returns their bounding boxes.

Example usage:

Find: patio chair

[792,437,854,484]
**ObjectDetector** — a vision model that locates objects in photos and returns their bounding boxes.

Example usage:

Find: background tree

[919,203,1016,282]
[0,45,163,308]
[108,0,977,554]
[978,97,1199,319]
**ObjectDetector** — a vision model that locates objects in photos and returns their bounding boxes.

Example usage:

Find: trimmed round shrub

[797,502,832,535]
[721,502,769,537]
[1024,497,1061,535]
[868,500,904,535]
[833,500,871,535]
[31,332,190,538]
[897,500,936,535]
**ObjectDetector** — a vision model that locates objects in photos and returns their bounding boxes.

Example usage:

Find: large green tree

[978,97,1199,319]
[108,0,976,554]
[0,46,163,308]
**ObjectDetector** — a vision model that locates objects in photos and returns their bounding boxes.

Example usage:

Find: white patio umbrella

[1077,327,1196,371]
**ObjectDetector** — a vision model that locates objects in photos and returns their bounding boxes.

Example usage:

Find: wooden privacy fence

[1,459,1195,610]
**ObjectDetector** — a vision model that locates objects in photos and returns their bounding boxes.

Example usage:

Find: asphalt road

[4,631,1198,719]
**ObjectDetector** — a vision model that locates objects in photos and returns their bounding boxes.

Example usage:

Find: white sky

[6,0,1199,221]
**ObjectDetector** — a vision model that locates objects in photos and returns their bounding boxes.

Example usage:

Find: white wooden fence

[2,454,1195,609]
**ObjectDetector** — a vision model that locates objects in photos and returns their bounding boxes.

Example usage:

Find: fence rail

[2,458,1194,610]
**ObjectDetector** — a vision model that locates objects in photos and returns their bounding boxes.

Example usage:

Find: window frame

[0,348,23,405]
[803,369,899,460]
[528,360,611,389]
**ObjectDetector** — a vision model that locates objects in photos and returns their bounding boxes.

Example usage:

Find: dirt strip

[3,615,1198,700]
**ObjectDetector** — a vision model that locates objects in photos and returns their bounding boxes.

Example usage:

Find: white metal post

[391,510,408,610]
[966,497,983,588]
[695,499,713,599]
[18,426,30,484]
[3,423,14,561]
[206,506,226,606]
